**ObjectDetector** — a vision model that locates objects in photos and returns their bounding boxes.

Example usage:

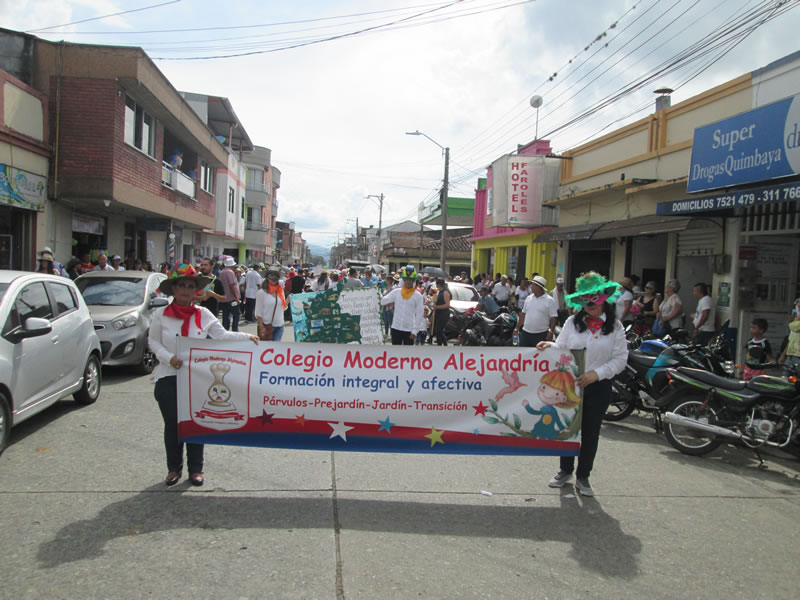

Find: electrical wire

[26,0,183,33]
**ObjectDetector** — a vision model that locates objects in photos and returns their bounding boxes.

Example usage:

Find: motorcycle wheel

[604,378,636,421]
[663,394,722,456]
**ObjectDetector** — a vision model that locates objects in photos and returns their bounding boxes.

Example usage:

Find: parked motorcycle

[661,363,800,464]
[605,322,733,423]
[458,310,518,346]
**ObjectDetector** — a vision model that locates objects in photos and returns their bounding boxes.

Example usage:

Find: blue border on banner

[181,432,580,456]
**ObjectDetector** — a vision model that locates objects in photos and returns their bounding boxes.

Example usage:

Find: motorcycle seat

[675,367,748,391]
[746,375,797,398]
[629,350,659,369]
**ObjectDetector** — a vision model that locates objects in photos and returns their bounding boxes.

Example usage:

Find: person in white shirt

[380,265,425,345]
[492,275,512,307]
[692,282,716,345]
[514,279,530,308]
[255,266,287,341]
[537,271,628,497]
[514,275,558,347]
[149,263,258,488]
[93,253,115,271]
[110,255,126,271]
[615,277,634,325]
[243,264,264,322]
[550,276,569,325]
[311,271,331,292]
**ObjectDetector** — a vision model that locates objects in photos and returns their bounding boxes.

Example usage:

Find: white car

[0,271,102,455]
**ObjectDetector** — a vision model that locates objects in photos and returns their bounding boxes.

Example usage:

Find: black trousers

[433,311,449,346]
[560,379,612,479]
[519,329,548,347]
[390,328,414,345]
[154,376,203,473]
[221,301,240,331]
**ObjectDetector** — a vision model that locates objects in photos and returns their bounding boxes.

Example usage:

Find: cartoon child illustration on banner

[522,355,581,440]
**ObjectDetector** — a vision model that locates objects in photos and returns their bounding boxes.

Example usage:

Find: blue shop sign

[658,179,800,216]
[687,94,800,193]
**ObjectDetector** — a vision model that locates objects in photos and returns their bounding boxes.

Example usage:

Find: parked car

[447,281,480,312]
[0,271,102,455]
[75,271,168,374]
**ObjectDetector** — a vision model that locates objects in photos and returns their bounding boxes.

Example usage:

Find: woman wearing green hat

[536,271,628,497]
[380,265,425,345]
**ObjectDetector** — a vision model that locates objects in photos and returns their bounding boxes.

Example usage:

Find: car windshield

[76,278,147,306]
[450,285,478,302]
[0,283,9,302]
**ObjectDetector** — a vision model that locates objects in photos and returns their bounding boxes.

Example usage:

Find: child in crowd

[743,318,773,380]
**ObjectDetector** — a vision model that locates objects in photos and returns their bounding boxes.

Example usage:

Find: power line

[30,1,450,35]
[26,0,183,33]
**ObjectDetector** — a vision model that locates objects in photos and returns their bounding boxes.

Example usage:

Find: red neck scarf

[586,316,604,334]
[268,283,287,308]
[164,302,202,336]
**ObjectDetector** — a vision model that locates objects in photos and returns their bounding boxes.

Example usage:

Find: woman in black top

[432,278,451,346]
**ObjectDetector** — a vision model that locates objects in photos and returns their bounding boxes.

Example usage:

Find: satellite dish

[530,95,544,108]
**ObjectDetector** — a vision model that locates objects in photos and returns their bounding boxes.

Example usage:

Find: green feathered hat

[564,271,622,310]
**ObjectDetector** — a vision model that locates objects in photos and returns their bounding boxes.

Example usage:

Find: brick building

[0,29,231,268]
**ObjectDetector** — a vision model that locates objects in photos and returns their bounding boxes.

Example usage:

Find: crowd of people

[47,253,793,496]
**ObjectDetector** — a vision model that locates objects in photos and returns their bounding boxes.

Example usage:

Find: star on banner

[377,416,395,433]
[295,414,307,427]
[328,421,354,441]
[425,427,445,447]
[473,401,488,416]
[261,410,274,425]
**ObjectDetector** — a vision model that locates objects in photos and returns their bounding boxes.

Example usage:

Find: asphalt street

[1,320,799,599]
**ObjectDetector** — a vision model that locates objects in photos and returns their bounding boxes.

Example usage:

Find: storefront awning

[591,215,692,240]
[535,222,606,242]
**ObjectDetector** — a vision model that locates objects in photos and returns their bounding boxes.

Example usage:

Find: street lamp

[406,130,450,272]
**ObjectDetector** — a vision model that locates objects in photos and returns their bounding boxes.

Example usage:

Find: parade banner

[177,339,583,456]
[289,285,384,344]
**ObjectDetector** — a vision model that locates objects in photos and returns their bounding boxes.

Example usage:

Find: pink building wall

[471,139,554,241]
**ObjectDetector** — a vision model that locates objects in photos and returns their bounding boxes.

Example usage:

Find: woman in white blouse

[255,266,287,341]
[149,264,258,487]
[536,271,628,497]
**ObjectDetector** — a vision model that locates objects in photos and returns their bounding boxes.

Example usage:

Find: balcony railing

[161,162,196,199]
[246,182,268,193]
[245,221,270,232]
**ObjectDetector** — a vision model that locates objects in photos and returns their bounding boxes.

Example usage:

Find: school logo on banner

[189,348,254,431]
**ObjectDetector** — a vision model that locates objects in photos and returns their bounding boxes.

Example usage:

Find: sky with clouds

[2,0,799,250]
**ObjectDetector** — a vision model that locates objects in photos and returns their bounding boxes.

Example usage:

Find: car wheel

[0,392,10,456]
[138,342,157,375]
[74,354,102,405]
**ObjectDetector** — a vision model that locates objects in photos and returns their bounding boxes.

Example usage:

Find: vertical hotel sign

[491,155,560,227]
[687,93,800,193]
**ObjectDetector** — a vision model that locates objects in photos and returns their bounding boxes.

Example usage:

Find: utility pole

[441,146,449,273]
[365,193,384,264]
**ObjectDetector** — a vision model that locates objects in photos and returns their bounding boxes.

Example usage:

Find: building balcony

[245,184,268,207]
[245,221,270,232]
[244,227,268,247]
[161,162,196,199]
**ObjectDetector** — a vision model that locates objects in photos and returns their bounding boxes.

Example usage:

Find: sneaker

[575,478,595,496]
[547,471,573,488]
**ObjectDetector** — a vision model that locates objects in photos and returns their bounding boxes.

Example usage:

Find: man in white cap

[218,256,242,331]
[514,275,557,347]
[110,255,126,271]
[550,276,569,326]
